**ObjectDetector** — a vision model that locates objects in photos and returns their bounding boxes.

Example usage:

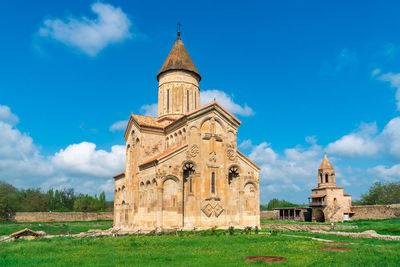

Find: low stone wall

[12,212,113,222]
[351,204,400,220]
[260,210,278,219]
[260,223,357,231]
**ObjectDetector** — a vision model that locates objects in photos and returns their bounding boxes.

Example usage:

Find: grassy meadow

[0,220,113,236]
[1,220,400,266]
[261,218,400,236]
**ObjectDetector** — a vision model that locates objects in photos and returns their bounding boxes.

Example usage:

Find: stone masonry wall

[260,210,279,219]
[12,212,113,222]
[351,204,400,220]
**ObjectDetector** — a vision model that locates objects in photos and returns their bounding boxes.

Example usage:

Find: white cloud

[51,142,125,177]
[305,136,317,145]
[39,2,132,56]
[248,141,323,202]
[110,120,128,132]
[238,139,253,149]
[100,179,115,193]
[326,122,379,157]
[378,117,400,160]
[367,164,400,181]
[0,105,124,199]
[140,103,158,117]
[201,89,255,116]
[0,105,19,125]
[376,71,400,110]
[249,142,278,164]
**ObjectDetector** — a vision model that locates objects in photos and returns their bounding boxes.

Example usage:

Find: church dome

[157,34,201,81]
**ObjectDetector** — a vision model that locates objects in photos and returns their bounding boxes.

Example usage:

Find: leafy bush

[228,226,235,235]
[244,226,252,234]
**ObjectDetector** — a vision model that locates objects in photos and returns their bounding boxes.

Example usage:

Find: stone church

[113,31,260,231]
[308,155,352,222]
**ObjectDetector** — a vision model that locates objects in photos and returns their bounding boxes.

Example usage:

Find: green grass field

[261,218,400,236]
[1,220,400,266]
[0,221,113,236]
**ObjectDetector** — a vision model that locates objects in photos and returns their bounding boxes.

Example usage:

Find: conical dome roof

[319,155,334,170]
[157,35,201,81]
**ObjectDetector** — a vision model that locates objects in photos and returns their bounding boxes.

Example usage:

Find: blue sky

[1,0,400,203]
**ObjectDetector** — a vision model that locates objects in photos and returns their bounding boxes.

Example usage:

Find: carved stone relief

[226,144,236,161]
[187,144,199,158]
[201,198,224,218]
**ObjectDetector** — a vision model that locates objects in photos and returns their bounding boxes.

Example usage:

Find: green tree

[264,198,300,210]
[359,181,400,205]
[19,188,50,212]
[0,181,20,221]
[99,192,106,211]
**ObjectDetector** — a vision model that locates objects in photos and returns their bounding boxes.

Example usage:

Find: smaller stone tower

[157,30,201,119]
[309,155,352,222]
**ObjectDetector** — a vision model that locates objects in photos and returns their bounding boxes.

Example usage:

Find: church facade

[113,32,260,231]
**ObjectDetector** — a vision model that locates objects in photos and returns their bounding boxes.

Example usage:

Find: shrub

[244,226,252,234]
[228,226,235,235]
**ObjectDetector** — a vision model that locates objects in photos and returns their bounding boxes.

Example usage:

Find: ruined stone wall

[351,204,400,220]
[260,210,278,219]
[12,212,113,222]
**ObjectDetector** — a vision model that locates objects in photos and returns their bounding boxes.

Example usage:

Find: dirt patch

[319,247,352,252]
[323,242,350,245]
[244,256,288,263]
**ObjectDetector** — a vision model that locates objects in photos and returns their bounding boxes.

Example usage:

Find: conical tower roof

[319,155,334,170]
[157,35,201,81]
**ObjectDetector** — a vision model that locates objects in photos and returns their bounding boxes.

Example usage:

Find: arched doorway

[314,209,325,222]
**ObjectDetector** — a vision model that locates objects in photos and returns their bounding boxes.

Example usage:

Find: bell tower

[318,155,336,187]
[157,28,201,119]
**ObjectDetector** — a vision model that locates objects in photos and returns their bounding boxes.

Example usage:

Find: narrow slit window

[167,90,170,112]
[187,90,189,112]
[189,178,192,193]
[211,172,215,194]
[195,92,197,108]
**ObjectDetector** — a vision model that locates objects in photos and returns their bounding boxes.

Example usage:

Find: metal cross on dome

[177,23,181,37]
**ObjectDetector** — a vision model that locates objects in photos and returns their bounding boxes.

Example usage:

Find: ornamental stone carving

[226,144,236,161]
[188,144,200,158]
[201,199,224,218]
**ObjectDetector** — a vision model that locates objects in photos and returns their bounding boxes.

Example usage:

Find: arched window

[187,89,190,112]
[320,174,322,183]
[325,173,329,183]
[211,172,215,194]
[131,130,135,147]
[167,89,170,112]
[228,166,239,185]
[183,162,195,193]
